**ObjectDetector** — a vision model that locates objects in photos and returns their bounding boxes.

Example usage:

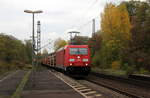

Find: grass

[92,67,127,76]
[11,70,31,98]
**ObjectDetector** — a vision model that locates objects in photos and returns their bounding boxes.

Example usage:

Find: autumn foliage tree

[0,33,32,72]
[101,3,131,44]
[54,38,67,51]
[123,1,150,73]
[88,32,102,67]
[99,3,131,69]
[92,1,150,74]
[89,32,102,57]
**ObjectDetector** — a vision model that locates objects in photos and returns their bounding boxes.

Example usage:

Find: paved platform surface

[21,70,84,98]
[0,70,26,98]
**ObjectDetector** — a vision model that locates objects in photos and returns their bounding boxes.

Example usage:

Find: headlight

[69,59,75,62]
[83,59,88,62]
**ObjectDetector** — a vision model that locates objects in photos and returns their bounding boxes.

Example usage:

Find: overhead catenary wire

[40,39,54,52]
[71,0,102,35]
[77,14,100,31]
[82,0,99,18]
[70,0,99,29]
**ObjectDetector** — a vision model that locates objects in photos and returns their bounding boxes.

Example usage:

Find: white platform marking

[0,71,18,83]
[49,70,102,98]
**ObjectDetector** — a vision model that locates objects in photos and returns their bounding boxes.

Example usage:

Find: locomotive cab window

[69,48,88,55]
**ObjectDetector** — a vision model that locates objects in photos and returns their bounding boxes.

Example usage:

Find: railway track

[85,72,150,98]
[90,72,150,88]
[51,69,129,98]
[128,74,150,82]
[43,66,150,98]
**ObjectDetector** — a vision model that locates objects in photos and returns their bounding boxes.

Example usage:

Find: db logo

[78,59,81,61]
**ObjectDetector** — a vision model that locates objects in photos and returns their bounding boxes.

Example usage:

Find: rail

[85,72,150,98]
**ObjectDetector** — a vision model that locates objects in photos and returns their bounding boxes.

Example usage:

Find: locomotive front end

[65,45,91,75]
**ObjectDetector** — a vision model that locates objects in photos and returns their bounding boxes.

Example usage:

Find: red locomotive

[42,45,91,75]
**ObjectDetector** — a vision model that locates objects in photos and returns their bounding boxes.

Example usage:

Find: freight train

[42,45,91,75]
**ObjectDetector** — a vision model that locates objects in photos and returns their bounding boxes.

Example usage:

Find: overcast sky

[0,0,146,52]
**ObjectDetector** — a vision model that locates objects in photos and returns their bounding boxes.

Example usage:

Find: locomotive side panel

[56,49,65,69]
[49,53,56,67]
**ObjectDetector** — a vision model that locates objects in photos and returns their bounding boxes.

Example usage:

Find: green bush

[125,65,135,75]
[92,53,100,67]
[139,68,149,74]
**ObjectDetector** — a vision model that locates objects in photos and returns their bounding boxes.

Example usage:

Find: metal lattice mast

[92,19,95,37]
[37,21,41,54]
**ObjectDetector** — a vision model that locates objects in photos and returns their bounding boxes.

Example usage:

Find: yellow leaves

[111,60,121,70]
[101,3,131,42]
[106,39,123,52]
[54,38,67,51]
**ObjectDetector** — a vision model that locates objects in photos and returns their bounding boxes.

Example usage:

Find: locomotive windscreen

[69,48,88,55]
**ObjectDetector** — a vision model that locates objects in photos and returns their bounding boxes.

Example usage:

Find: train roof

[65,45,88,48]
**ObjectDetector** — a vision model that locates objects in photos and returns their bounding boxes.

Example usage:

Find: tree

[42,49,48,55]
[124,1,150,72]
[71,36,89,45]
[100,3,131,68]
[88,31,102,57]
[101,3,131,42]
[24,40,32,63]
[0,33,33,71]
[54,38,67,51]
[88,31,102,67]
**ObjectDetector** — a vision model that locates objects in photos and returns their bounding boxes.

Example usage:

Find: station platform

[21,69,84,98]
[0,70,26,98]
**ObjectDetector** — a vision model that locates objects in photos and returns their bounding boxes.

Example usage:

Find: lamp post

[24,10,43,67]
[24,10,43,87]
